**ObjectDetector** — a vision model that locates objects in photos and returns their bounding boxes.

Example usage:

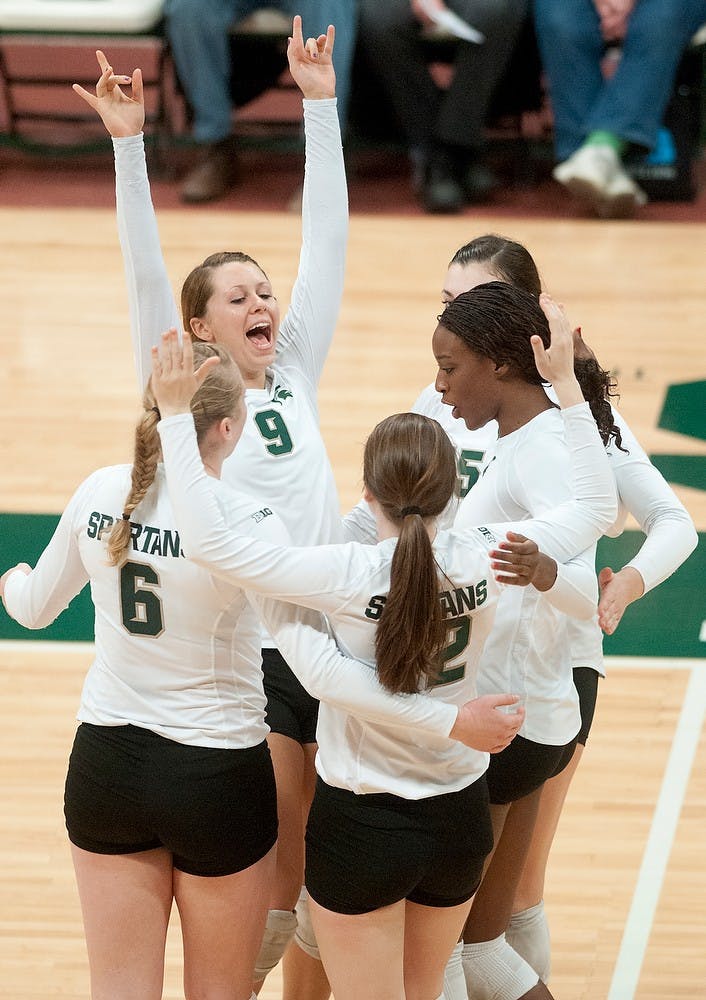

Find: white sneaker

[553,144,647,218]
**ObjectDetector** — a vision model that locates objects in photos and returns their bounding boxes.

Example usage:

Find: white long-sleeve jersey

[157,402,616,798]
[2,466,288,748]
[113,99,347,585]
[2,467,488,746]
[455,406,609,745]
[416,383,697,678]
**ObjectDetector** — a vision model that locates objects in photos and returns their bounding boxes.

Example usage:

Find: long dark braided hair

[439,282,624,448]
[448,237,625,450]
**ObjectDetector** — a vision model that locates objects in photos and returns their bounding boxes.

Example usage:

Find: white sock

[462,934,539,1000]
[506,901,551,983]
[442,941,468,1000]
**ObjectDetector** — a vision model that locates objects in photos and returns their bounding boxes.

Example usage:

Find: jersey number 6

[120,561,165,638]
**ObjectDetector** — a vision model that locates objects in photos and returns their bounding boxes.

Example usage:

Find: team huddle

[0,18,697,1000]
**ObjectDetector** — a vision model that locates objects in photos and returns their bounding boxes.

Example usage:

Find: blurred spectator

[357,0,528,213]
[165,1,358,202]
[534,0,706,217]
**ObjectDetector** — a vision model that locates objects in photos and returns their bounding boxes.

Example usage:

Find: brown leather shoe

[180,137,238,203]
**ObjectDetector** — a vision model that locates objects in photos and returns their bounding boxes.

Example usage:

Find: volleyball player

[4,331,572,1000]
[144,291,617,1000]
[0,343,282,1000]
[73,19,347,991]
[414,235,698,993]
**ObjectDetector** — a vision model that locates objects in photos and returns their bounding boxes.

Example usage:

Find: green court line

[649,454,706,492]
[657,380,706,442]
[1,513,703,657]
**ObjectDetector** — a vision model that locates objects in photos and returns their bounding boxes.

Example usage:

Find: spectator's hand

[450,694,525,753]
[411,0,449,27]
[594,0,636,41]
[490,533,558,592]
[597,565,644,634]
[72,50,144,137]
[287,14,336,100]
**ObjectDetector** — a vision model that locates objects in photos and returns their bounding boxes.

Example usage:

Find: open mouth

[246,322,273,349]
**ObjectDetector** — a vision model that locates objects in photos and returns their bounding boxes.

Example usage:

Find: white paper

[419,1,485,44]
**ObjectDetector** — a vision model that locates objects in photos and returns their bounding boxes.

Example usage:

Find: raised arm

[73,51,180,389]
[275,17,348,388]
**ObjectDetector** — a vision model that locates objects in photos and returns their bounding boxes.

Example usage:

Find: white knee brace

[253,908,298,981]
[443,941,469,1000]
[462,934,539,1000]
[294,886,321,961]
[506,901,551,983]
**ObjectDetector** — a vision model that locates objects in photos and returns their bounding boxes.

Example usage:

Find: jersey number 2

[432,615,471,686]
[120,561,164,637]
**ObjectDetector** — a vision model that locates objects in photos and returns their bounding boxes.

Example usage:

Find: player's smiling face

[432,324,502,430]
[195,261,280,386]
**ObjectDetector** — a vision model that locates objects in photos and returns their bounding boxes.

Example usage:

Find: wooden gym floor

[1,205,705,999]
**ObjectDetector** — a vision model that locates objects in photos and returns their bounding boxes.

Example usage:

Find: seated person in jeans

[357,0,528,213]
[534,0,706,217]
[165,0,358,202]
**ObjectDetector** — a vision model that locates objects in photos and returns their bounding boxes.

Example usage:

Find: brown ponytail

[363,413,458,694]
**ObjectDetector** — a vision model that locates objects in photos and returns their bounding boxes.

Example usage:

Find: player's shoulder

[72,464,132,502]
[515,407,567,453]
[440,524,499,557]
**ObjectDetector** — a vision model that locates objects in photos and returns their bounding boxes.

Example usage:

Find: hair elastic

[121,513,131,522]
[151,406,161,417]
[400,506,422,517]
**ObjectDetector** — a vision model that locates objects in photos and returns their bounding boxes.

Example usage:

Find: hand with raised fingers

[150,328,220,418]
[490,532,558,592]
[597,565,644,634]
[533,293,583,408]
[72,49,144,137]
[287,14,336,100]
[450,693,525,753]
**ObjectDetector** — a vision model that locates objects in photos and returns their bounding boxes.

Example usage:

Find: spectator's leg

[584,0,706,151]
[293,0,359,133]
[534,0,645,216]
[165,0,249,143]
[436,0,529,201]
[165,0,255,201]
[532,0,604,160]
[358,0,439,164]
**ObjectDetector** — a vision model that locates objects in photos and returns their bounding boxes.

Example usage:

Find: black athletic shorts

[574,666,600,746]
[486,733,578,805]
[263,647,319,744]
[305,775,494,915]
[64,723,278,876]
